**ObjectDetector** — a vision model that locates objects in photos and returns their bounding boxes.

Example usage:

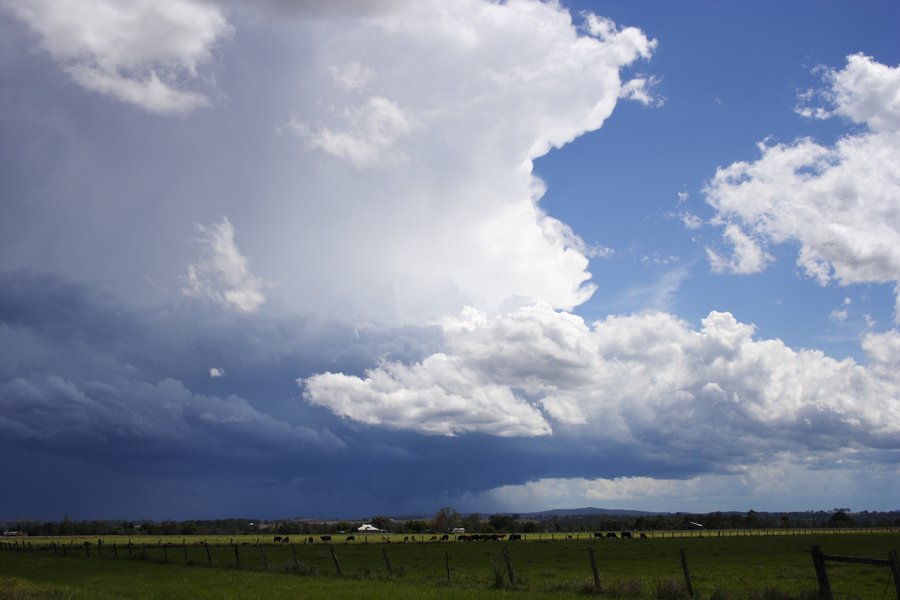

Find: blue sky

[1,0,899,521]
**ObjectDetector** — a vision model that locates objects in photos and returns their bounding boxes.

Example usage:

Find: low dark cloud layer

[3,269,897,519]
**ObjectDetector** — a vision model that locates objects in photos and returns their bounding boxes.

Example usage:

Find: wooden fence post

[205,543,212,565]
[233,544,240,568]
[260,546,268,569]
[679,547,695,598]
[445,550,451,583]
[888,549,900,600]
[382,547,393,577]
[811,545,833,600]
[330,546,342,576]
[501,544,516,586]
[588,546,601,590]
[291,544,299,571]
[183,543,188,563]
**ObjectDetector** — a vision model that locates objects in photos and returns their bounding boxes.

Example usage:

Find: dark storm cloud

[5,267,897,519]
[0,270,727,519]
[0,271,440,479]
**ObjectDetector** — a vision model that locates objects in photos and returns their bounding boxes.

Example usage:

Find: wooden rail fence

[812,544,900,600]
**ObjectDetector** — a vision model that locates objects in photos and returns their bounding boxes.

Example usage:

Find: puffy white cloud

[706,223,772,275]
[286,96,414,169]
[705,55,900,320]
[0,0,230,114]
[678,212,703,230]
[328,61,376,91]
[266,0,656,318]
[619,75,664,107]
[304,354,552,437]
[209,367,226,378]
[303,302,900,462]
[183,218,266,313]
[824,53,900,132]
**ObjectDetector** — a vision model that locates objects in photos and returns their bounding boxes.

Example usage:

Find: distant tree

[431,507,460,533]
[706,512,725,529]
[403,520,428,533]
[333,521,352,533]
[179,521,200,536]
[487,514,518,533]
[370,516,392,531]
[460,513,482,533]
[745,510,759,528]
[60,515,74,536]
[826,511,854,528]
[276,522,297,534]
[522,520,539,534]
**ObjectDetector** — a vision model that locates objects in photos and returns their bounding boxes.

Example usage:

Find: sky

[1,0,899,521]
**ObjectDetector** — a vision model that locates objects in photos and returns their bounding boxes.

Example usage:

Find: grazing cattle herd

[290,531,644,543]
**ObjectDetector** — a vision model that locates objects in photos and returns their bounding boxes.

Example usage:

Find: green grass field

[2,531,898,599]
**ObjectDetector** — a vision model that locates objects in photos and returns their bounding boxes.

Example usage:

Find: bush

[654,578,691,600]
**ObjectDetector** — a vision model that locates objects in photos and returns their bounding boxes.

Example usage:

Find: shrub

[654,577,691,600]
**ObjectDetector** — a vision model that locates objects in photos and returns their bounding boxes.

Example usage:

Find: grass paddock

[2,531,898,599]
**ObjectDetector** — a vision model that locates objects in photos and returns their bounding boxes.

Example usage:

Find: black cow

[593,532,604,539]
[273,536,282,543]
[282,536,289,544]
[440,534,449,541]
[345,536,355,542]
[640,533,648,539]
[508,534,522,541]
[605,532,618,539]
[620,531,633,539]
[320,535,332,543]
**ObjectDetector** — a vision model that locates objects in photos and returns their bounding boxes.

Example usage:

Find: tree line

[4,508,898,537]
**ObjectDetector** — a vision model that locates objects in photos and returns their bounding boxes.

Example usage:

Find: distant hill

[520,507,661,518]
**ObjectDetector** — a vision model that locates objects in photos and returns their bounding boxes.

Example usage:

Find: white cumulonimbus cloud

[705,54,900,320]
[265,0,656,319]
[304,302,900,460]
[183,218,266,313]
[0,0,231,114]
[0,0,659,323]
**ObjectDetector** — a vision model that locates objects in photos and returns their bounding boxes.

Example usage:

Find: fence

[812,544,900,600]
[2,533,898,597]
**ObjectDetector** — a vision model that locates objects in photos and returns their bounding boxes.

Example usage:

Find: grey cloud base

[3,270,896,518]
